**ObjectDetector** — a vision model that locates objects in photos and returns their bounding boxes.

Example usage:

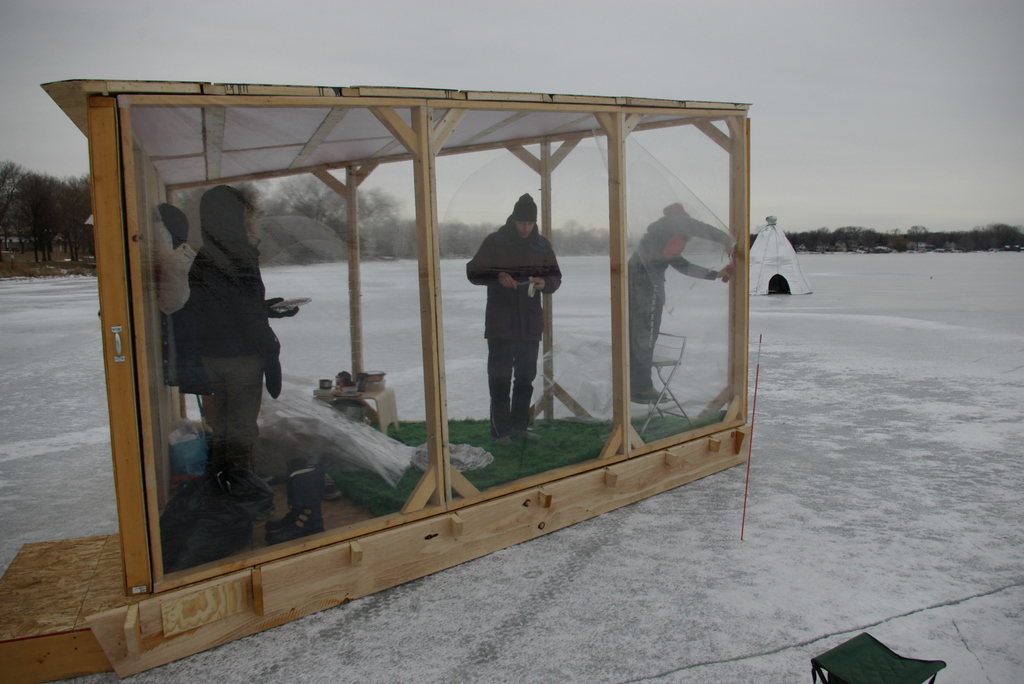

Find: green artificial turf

[331,411,727,518]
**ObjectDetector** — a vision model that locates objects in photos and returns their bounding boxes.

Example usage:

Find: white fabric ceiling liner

[128,104,686,188]
[42,80,748,188]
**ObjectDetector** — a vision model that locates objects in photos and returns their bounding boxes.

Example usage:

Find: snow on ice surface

[1,253,1022,682]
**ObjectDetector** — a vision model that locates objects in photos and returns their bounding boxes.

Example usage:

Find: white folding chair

[640,332,693,437]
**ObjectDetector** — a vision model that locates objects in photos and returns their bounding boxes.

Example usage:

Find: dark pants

[628,263,665,394]
[487,339,540,437]
[202,354,265,468]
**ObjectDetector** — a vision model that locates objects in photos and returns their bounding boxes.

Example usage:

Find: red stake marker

[741,334,762,541]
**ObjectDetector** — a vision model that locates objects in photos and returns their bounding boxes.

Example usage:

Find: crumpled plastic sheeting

[411,444,493,472]
[253,389,414,486]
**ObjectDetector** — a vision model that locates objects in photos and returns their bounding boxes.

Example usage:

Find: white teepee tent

[749,217,812,295]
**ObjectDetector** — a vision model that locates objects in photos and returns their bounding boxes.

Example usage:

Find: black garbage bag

[160,465,275,574]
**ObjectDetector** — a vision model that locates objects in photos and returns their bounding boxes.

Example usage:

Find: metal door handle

[111,326,125,362]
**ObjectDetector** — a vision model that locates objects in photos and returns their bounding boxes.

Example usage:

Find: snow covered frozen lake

[1,252,1022,682]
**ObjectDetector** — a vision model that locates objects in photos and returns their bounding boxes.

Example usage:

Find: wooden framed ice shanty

[2,80,751,681]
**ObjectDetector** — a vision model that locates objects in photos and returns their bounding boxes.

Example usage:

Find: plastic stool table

[313,387,400,435]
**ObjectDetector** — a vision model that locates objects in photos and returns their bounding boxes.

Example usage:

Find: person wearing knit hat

[467,193,561,442]
[628,203,735,403]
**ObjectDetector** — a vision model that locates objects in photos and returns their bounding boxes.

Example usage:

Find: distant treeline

[775,224,1023,253]
[0,161,92,261]
[172,175,608,264]
[7,157,1018,266]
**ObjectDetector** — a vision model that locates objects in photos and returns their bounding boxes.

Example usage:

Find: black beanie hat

[510,193,538,222]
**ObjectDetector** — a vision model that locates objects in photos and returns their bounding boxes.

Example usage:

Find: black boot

[265,462,326,544]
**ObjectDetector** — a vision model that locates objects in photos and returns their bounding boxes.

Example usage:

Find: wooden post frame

[11,80,752,680]
[86,96,152,595]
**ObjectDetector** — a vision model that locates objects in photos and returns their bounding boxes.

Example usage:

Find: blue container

[169,437,208,476]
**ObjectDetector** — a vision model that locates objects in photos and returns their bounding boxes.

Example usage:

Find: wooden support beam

[458,110,530,146]
[202,106,225,180]
[603,468,619,488]
[506,143,541,174]
[628,424,645,451]
[664,450,682,467]
[724,395,742,423]
[624,112,644,135]
[549,136,581,170]
[311,168,348,195]
[83,432,747,678]
[598,110,632,459]
[540,139,555,420]
[537,488,553,508]
[124,603,141,661]
[400,467,437,514]
[693,119,731,152]
[349,540,363,565]
[345,167,364,374]
[733,428,748,454]
[369,106,419,153]
[251,567,265,617]
[291,107,348,168]
[698,385,734,421]
[118,104,167,580]
[450,467,481,498]
[449,512,464,538]
[727,114,750,427]
[552,382,593,419]
[708,438,721,453]
[1,630,112,683]
[598,423,623,461]
[356,161,380,178]
[407,104,450,507]
[87,96,152,594]
[431,108,468,150]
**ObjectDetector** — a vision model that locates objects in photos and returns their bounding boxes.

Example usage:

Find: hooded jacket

[466,220,561,341]
[186,186,282,395]
[630,213,734,282]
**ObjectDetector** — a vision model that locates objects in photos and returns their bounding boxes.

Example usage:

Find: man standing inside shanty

[467,193,562,443]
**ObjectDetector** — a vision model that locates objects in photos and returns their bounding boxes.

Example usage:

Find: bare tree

[268,175,347,237]
[0,160,24,251]
[55,174,92,261]
[15,172,61,261]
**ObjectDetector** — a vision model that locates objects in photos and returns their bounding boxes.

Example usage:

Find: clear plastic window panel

[126,101,739,578]
[625,126,735,442]
[439,137,614,493]
[129,104,433,577]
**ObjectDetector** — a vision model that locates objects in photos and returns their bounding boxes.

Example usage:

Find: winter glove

[265,297,299,318]
[264,355,282,399]
[260,332,283,399]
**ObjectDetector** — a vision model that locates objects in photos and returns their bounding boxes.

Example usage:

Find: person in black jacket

[629,203,734,403]
[187,185,297,469]
[467,193,561,441]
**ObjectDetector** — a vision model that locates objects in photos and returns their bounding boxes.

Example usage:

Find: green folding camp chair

[812,633,946,684]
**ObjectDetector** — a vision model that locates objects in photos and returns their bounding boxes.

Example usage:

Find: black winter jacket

[466,221,561,341]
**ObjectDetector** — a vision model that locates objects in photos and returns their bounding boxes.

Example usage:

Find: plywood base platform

[1,429,746,682]
[0,534,135,683]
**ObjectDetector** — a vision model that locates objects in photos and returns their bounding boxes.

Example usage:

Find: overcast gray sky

[1,0,1021,234]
